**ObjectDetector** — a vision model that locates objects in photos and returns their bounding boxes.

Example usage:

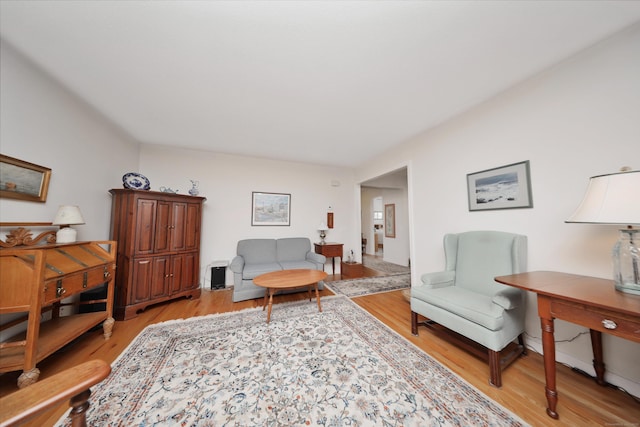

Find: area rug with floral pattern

[325,273,411,297]
[56,296,528,426]
[362,255,411,276]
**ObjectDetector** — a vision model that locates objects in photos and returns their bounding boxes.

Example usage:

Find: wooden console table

[495,271,640,420]
[314,242,343,276]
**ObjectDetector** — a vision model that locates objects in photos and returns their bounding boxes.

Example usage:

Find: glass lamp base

[613,228,639,295]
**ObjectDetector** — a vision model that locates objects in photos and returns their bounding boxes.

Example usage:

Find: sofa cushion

[412,285,504,331]
[242,262,282,280]
[237,239,277,264]
[277,238,311,262]
[279,260,319,271]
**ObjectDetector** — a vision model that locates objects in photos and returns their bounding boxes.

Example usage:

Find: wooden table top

[253,269,327,289]
[495,271,640,317]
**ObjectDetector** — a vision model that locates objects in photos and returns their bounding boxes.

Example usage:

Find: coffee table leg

[315,283,322,313]
[262,290,268,311]
[267,288,274,323]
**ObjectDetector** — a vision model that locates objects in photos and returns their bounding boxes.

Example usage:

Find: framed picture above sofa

[251,191,291,226]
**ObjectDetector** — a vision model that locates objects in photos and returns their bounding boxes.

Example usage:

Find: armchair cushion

[412,285,505,331]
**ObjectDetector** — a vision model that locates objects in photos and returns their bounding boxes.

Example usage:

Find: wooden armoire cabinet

[109,189,206,320]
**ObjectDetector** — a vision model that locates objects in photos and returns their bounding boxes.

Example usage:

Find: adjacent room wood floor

[1,269,638,426]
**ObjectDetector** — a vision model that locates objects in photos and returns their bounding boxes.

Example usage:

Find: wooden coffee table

[253,269,328,323]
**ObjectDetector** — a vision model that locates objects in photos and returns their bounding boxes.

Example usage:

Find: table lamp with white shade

[566,169,640,295]
[52,205,85,243]
[318,222,329,245]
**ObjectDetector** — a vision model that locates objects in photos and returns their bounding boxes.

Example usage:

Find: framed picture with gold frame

[384,203,396,238]
[0,154,51,203]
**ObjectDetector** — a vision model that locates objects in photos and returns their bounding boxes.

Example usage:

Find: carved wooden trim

[0,223,57,248]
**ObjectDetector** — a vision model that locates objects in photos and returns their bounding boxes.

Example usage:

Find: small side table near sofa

[314,242,343,275]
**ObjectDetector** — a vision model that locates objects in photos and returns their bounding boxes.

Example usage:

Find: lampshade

[566,169,640,295]
[566,170,640,224]
[52,205,85,243]
[318,222,329,231]
[52,205,85,225]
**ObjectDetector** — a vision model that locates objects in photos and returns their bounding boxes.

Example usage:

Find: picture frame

[0,154,51,203]
[384,203,396,238]
[467,160,533,211]
[251,192,291,226]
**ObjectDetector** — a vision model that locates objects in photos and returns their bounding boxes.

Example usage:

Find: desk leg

[590,329,606,385]
[539,295,559,419]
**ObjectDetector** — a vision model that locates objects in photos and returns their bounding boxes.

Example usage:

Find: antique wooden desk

[495,271,640,420]
[314,242,343,276]
[0,239,116,388]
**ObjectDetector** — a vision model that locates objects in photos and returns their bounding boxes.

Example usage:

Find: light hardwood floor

[1,271,638,426]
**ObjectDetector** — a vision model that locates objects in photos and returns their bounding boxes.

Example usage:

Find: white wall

[0,39,139,240]
[138,145,357,285]
[356,24,640,394]
[0,40,139,330]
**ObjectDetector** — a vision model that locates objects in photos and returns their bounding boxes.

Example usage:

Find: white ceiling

[2,1,640,168]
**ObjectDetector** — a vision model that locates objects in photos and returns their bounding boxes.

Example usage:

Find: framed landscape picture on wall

[0,154,51,203]
[467,160,533,211]
[251,192,291,226]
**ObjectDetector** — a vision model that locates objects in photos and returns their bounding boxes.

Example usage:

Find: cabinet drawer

[551,300,640,342]
[44,266,112,303]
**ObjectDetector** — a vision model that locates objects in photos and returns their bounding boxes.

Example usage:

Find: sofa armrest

[420,271,455,289]
[306,251,326,264]
[229,256,244,273]
[492,287,523,310]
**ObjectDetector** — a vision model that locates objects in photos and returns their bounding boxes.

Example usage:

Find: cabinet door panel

[181,252,199,291]
[154,202,172,253]
[171,202,187,252]
[170,255,183,294]
[150,257,169,299]
[135,199,157,254]
[132,258,152,304]
[185,203,201,251]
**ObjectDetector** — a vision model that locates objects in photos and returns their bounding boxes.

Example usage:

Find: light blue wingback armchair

[411,231,527,387]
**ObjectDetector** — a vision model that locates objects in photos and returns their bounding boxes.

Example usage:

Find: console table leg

[590,329,606,385]
[17,367,40,389]
[102,317,114,340]
[540,314,559,419]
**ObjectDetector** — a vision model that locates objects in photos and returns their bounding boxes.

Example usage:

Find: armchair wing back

[412,230,527,388]
[446,231,527,297]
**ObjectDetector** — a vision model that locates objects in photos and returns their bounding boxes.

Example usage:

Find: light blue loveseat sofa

[229,237,326,302]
